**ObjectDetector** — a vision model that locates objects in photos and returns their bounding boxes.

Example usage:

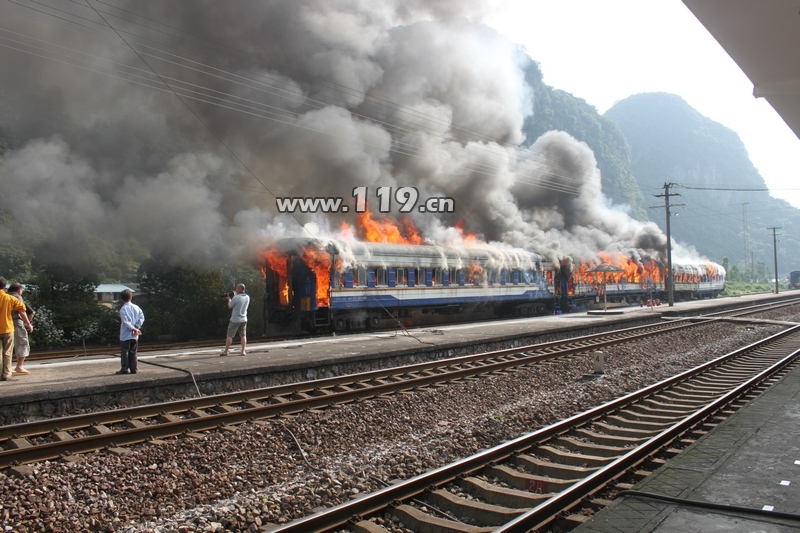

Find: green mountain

[522,61,648,221]
[605,92,800,276]
[521,65,799,277]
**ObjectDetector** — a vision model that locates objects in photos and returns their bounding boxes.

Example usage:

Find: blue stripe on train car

[328,289,553,310]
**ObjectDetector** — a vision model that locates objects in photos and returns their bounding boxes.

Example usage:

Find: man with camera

[220,283,249,356]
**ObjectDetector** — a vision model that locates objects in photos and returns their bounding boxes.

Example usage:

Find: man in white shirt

[117,289,144,374]
[220,283,249,356]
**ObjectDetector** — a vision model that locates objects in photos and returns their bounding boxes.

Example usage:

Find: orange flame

[356,208,422,244]
[571,253,664,288]
[455,220,478,243]
[301,245,331,307]
[261,249,290,306]
[468,263,483,284]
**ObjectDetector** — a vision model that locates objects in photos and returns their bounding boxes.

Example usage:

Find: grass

[720,280,780,296]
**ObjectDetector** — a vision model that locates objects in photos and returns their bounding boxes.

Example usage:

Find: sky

[486,0,800,209]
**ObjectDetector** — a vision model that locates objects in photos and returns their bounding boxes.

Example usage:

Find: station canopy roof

[683,0,800,140]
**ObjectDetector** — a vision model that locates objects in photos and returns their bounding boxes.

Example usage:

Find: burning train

[261,237,726,333]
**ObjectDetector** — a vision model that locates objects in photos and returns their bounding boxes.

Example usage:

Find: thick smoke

[0,0,701,272]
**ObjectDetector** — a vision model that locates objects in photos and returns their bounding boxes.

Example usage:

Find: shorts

[227,321,247,339]
[14,326,29,358]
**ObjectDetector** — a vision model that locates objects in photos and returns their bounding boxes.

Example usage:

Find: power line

[0,26,600,202]
[0,0,643,206]
[79,0,327,245]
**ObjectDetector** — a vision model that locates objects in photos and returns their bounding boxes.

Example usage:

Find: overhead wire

[0,23,601,202]
[11,0,786,218]
[74,0,336,247]
[1,0,636,203]
[10,0,775,225]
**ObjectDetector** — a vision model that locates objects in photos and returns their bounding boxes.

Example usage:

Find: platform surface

[574,332,800,533]
[0,292,793,412]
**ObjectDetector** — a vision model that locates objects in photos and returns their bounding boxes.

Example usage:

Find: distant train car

[262,238,553,332]
[556,258,725,311]
[261,238,726,333]
[789,270,800,290]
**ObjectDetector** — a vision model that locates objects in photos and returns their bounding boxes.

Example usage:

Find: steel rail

[0,321,706,467]
[495,338,800,532]
[0,320,691,441]
[264,325,800,533]
[702,297,800,318]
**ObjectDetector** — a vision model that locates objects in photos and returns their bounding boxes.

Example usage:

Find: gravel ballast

[0,318,794,533]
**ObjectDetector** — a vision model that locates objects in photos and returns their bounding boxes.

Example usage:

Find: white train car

[264,238,554,332]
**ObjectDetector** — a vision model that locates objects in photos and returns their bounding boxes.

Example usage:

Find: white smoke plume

[0,0,704,273]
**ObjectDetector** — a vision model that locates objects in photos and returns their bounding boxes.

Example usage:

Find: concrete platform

[0,291,794,424]
[573,334,800,532]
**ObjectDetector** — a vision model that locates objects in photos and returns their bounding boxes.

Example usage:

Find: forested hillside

[522,61,648,221]
[605,92,800,275]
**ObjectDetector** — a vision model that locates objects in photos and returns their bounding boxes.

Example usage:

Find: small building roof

[94,284,136,293]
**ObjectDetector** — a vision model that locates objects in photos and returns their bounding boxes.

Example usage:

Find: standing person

[220,283,249,356]
[0,278,32,382]
[7,283,34,375]
[117,289,144,375]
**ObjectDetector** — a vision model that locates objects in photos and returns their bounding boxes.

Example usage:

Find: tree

[136,257,228,341]
[728,264,741,282]
[25,264,118,347]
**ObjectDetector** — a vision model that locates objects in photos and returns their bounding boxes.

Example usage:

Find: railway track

[267,324,800,533]
[701,297,800,319]
[1,319,716,469]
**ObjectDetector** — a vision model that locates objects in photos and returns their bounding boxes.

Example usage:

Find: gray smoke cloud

[0,0,704,273]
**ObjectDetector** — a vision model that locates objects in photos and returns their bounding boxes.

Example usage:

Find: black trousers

[120,339,138,372]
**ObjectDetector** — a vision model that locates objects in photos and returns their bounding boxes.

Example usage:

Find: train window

[396,268,406,286]
[376,268,388,286]
[521,270,532,284]
[488,270,495,285]
[357,267,366,287]
[448,267,457,286]
[339,272,346,288]
[434,268,443,286]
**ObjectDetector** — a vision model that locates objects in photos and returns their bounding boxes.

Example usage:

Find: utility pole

[769,227,781,294]
[742,203,750,281]
[652,183,685,306]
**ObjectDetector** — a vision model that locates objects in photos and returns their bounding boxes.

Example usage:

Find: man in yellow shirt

[0,278,33,381]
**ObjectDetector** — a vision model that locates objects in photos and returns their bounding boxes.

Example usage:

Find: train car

[553,258,725,311]
[672,263,726,299]
[262,238,554,332]
[262,238,726,332]
[789,270,800,290]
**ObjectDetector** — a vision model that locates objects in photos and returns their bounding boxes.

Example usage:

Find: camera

[220,292,234,299]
